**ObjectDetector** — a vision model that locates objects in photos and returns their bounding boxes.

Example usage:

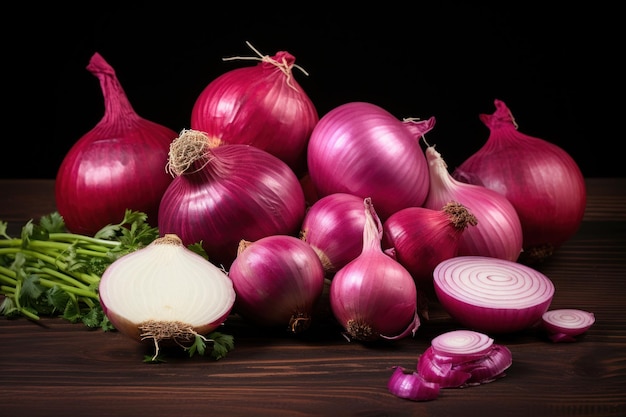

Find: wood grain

[1,178,625,417]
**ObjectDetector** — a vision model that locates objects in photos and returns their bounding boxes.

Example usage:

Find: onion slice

[387,366,440,402]
[433,256,555,333]
[541,309,595,342]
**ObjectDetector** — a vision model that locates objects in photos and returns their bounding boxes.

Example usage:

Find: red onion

[329,198,420,341]
[99,234,236,360]
[307,102,434,221]
[433,256,555,333]
[423,145,523,262]
[453,99,587,264]
[158,129,306,268]
[541,309,595,342]
[382,201,477,297]
[228,235,325,333]
[56,52,176,235]
[299,192,367,276]
[416,330,513,388]
[190,42,319,175]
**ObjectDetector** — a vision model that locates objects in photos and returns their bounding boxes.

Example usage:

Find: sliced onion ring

[433,256,555,333]
[541,309,595,342]
[431,329,493,356]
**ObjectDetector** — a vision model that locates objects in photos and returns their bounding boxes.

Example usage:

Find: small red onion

[191,42,319,175]
[299,192,367,276]
[453,99,587,264]
[433,256,555,333]
[423,145,523,262]
[56,52,176,235]
[416,330,513,388]
[228,235,325,333]
[307,102,434,221]
[329,198,420,342]
[382,201,477,297]
[541,309,595,342]
[158,129,306,268]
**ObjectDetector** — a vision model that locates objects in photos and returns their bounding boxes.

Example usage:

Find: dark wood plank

[1,179,625,417]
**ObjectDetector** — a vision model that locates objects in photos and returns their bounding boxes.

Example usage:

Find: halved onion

[433,256,555,333]
[541,309,595,342]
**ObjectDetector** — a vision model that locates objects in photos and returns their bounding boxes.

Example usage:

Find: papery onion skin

[190,47,318,176]
[299,192,367,276]
[98,234,236,347]
[541,309,595,342]
[382,201,477,297]
[387,366,440,401]
[158,130,306,268]
[453,99,586,264]
[433,256,555,333]
[228,235,325,333]
[307,102,434,221]
[424,145,523,262]
[56,52,176,235]
[329,198,420,341]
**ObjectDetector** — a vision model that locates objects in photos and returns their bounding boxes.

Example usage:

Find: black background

[11,3,621,179]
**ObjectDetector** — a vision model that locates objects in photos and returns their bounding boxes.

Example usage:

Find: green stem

[38,278,99,301]
[48,233,122,248]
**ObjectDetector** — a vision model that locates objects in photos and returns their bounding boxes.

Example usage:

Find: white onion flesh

[431,329,493,356]
[99,234,236,347]
[433,256,555,333]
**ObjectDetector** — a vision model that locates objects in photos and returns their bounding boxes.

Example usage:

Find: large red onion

[191,43,319,175]
[228,235,325,333]
[433,256,555,333]
[453,99,587,263]
[329,198,420,341]
[423,145,523,262]
[307,102,434,221]
[299,192,367,276]
[158,129,306,268]
[56,52,176,235]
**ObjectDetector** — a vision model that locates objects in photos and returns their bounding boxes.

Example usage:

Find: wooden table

[1,178,625,417]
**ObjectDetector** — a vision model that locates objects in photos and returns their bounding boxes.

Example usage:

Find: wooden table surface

[1,178,625,417]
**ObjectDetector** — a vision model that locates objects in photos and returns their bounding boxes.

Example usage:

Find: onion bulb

[329,198,420,341]
[56,52,176,235]
[423,145,523,262]
[307,102,434,221]
[190,42,319,175]
[453,99,586,264]
[299,192,367,276]
[158,129,306,268]
[228,235,325,333]
[98,234,236,360]
[382,201,477,297]
[433,256,555,333]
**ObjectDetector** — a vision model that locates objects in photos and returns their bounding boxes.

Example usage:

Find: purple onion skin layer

[56,53,175,235]
[453,99,586,263]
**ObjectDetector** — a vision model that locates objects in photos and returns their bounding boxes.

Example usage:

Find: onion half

[433,256,555,333]
[541,309,595,342]
[98,234,236,358]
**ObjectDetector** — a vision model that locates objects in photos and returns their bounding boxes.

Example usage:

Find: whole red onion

[191,43,319,176]
[299,192,367,276]
[228,235,325,333]
[56,53,176,235]
[329,198,420,342]
[158,129,306,268]
[307,102,434,221]
[453,99,586,263]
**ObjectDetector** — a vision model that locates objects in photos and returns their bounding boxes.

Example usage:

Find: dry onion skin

[541,309,595,342]
[433,256,555,333]
[98,234,236,359]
